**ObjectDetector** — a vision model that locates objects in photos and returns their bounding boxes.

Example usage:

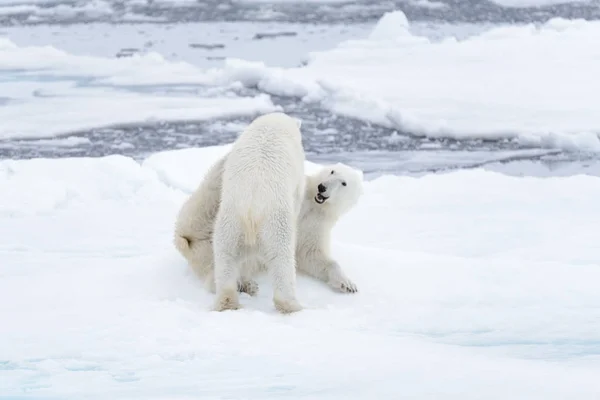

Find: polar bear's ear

[355,168,364,181]
[293,117,302,130]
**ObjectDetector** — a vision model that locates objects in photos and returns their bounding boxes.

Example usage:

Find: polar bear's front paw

[328,276,358,293]
[238,279,259,296]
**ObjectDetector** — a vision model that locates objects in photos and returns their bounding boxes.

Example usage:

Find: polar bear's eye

[330,170,335,174]
[342,181,347,186]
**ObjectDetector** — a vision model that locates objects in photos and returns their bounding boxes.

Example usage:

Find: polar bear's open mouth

[315,193,328,204]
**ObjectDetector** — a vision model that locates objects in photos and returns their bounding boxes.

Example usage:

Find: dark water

[1,91,597,177]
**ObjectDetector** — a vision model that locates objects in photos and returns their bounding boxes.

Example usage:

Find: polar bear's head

[311,163,364,216]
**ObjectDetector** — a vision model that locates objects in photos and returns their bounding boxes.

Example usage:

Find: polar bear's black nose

[318,183,326,193]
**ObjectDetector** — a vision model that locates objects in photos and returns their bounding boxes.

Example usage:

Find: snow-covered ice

[219,11,600,150]
[0,36,280,139]
[0,0,114,22]
[1,0,599,397]
[0,22,373,139]
[2,11,600,150]
[407,0,448,9]
[1,145,600,398]
[0,20,494,70]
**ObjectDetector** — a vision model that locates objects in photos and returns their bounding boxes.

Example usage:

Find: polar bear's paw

[328,275,358,293]
[273,297,303,314]
[213,288,241,312]
[238,279,259,296]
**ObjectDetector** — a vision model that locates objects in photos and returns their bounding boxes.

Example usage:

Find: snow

[0,37,210,81]
[1,145,600,398]
[1,3,599,396]
[1,22,375,69]
[0,0,114,20]
[0,36,280,139]
[0,22,374,139]
[12,17,588,145]
[367,9,410,40]
[1,82,277,139]
[0,4,36,14]
[408,0,448,9]
[3,15,599,148]
[216,12,600,151]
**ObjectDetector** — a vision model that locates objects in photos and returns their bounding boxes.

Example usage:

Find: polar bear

[212,112,306,314]
[295,163,363,293]
[174,155,260,296]
[174,157,364,298]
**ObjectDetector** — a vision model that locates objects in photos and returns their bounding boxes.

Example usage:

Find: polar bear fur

[173,155,259,296]
[295,163,364,292]
[174,157,364,300]
[174,156,225,292]
[212,112,306,314]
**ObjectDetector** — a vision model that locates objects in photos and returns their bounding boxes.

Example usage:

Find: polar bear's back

[221,112,305,234]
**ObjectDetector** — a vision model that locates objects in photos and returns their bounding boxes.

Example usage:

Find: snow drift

[220,12,600,150]
[1,145,599,398]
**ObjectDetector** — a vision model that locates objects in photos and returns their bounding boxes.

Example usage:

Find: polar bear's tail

[173,234,192,255]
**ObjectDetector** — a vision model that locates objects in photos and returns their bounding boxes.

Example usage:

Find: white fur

[296,163,364,292]
[173,156,225,294]
[173,156,259,296]
[212,112,306,313]
[174,158,364,302]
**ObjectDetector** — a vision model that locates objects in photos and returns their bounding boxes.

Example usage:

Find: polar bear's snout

[315,182,333,204]
[310,162,364,212]
[314,179,341,204]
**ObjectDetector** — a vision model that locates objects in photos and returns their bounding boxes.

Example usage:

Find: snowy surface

[0,0,115,21]
[0,22,375,139]
[1,22,374,69]
[2,12,600,151]
[2,1,599,395]
[219,11,600,151]
[407,0,448,9]
[0,35,280,139]
[1,145,600,398]
[1,84,277,139]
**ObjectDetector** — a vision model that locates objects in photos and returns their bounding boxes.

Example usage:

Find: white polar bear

[212,112,306,314]
[174,155,364,299]
[295,163,364,293]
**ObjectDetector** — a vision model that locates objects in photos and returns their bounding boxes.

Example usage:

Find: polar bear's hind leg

[260,207,302,314]
[212,210,243,311]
